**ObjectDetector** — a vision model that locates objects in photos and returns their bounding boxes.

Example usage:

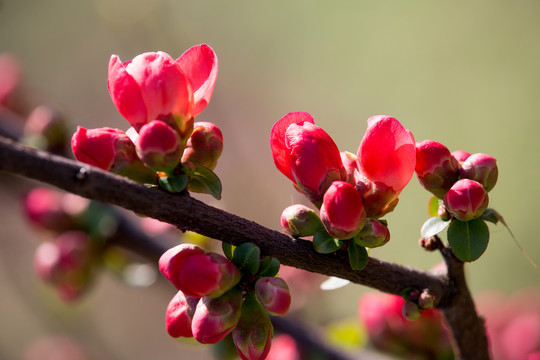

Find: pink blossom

[451,150,471,164]
[107,44,217,131]
[165,291,199,338]
[459,153,498,192]
[415,140,460,199]
[136,120,183,172]
[191,288,243,344]
[320,181,366,239]
[181,121,223,170]
[159,244,241,298]
[266,334,299,360]
[255,277,291,316]
[271,112,346,206]
[443,179,489,221]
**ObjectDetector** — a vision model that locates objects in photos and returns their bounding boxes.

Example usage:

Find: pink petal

[358,115,415,192]
[177,44,218,118]
[125,52,193,122]
[270,112,314,182]
[107,55,148,131]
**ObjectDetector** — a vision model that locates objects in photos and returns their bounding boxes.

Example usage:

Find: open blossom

[443,179,489,221]
[270,112,347,206]
[355,116,416,217]
[107,44,218,133]
[320,181,366,239]
[159,243,241,299]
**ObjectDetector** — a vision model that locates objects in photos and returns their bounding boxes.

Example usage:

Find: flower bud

[136,120,184,172]
[459,153,498,192]
[71,126,155,183]
[255,277,291,316]
[320,181,366,240]
[353,219,390,248]
[181,122,223,170]
[443,179,489,221]
[270,112,347,206]
[418,290,435,310]
[165,291,200,338]
[232,293,273,360]
[341,151,358,184]
[23,188,71,231]
[280,204,323,237]
[402,301,422,321]
[451,150,471,164]
[159,244,241,298]
[191,287,242,344]
[23,106,67,154]
[415,140,460,199]
[354,175,400,218]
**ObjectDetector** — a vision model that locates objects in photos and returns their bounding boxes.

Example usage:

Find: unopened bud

[451,150,471,164]
[136,120,184,173]
[459,153,498,192]
[165,291,200,338]
[191,287,243,344]
[443,179,489,221]
[353,218,390,248]
[255,277,291,316]
[418,290,435,310]
[23,106,67,154]
[181,122,223,170]
[320,181,366,240]
[402,301,421,321]
[280,204,323,237]
[415,140,460,198]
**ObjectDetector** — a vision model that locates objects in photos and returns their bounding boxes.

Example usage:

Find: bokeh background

[1,0,539,359]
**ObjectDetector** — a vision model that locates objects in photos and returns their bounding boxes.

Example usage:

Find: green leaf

[222,242,236,261]
[257,257,280,277]
[313,230,343,254]
[447,219,490,262]
[186,164,222,200]
[480,208,499,224]
[158,173,188,193]
[233,242,260,275]
[348,243,368,271]
[420,217,451,239]
[427,196,440,217]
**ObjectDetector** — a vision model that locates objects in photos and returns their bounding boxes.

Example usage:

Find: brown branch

[0,135,491,358]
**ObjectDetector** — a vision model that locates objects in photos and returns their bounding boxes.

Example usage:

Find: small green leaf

[186,164,222,200]
[257,257,280,277]
[313,230,343,254]
[427,196,440,218]
[348,243,368,271]
[447,219,489,262]
[420,217,451,239]
[480,208,499,224]
[233,242,260,275]
[222,242,236,261]
[158,173,188,193]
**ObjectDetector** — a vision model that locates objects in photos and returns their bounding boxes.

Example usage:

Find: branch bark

[0,135,490,359]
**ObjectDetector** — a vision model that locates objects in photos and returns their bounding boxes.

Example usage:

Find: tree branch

[0,135,491,358]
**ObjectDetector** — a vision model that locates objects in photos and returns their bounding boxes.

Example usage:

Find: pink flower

[320,181,366,239]
[459,153,498,192]
[451,150,471,164]
[191,287,243,344]
[181,121,223,170]
[159,244,241,298]
[355,116,416,217]
[266,334,299,360]
[71,126,155,183]
[165,291,200,338]
[136,120,183,172]
[270,112,346,206]
[415,140,460,199]
[255,277,291,316]
[443,179,489,221]
[107,44,218,131]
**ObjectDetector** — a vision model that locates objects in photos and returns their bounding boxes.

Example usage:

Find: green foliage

[348,243,368,271]
[313,230,343,254]
[447,219,489,262]
[420,217,451,239]
[233,242,260,275]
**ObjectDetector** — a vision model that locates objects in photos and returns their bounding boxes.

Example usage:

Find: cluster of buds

[415,141,497,221]
[159,242,291,360]
[358,292,452,358]
[22,187,103,301]
[273,113,415,268]
[71,44,224,198]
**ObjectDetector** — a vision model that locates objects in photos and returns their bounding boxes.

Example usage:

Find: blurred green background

[1,0,539,359]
